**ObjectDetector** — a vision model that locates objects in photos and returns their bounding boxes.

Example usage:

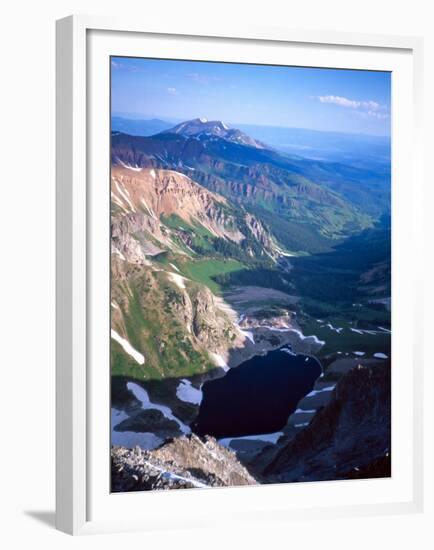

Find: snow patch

[306,385,335,397]
[169,263,180,273]
[140,197,157,219]
[289,329,325,346]
[141,459,209,488]
[325,323,343,334]
[374,352,388,359]
[114,180,136,212]
[281,347,296,356]
[111,408,129,428]
[111,191,129,213]
[150,169,156,179]
[176,379,203,405]
[112,247,126,261]
[210,352,229,372]
[239,328,255,344]
[118,159,143,172]
[168,272,187,290]
[353,351,365,356]
[111,329,145,365]
[127,382,191,434]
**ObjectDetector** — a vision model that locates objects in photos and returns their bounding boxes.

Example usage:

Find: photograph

[109,56,391,492]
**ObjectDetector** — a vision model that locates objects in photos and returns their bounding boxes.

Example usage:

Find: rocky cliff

[111,434,258,491]
[259,361,391,482]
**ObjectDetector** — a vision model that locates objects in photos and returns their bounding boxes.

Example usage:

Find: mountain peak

[161,118,265,149]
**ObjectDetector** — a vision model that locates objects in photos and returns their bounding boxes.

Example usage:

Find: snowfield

[239,328,255,344]
[168,271,187,290]
[141,459,209,489]
[111,329,145,365]
[209,352,229,372]
[176,379,203,405]
[281,347,296,356]
[306,385,336,397]
[374,352,388,359]
[127,382,191,435]
[118,159,143,172]
[111,407,129,428]
[289,329,325,346]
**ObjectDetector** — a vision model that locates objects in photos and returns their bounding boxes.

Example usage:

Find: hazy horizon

[112,111,391,140]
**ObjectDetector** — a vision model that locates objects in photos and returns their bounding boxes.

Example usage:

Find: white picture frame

[56,14,424,535]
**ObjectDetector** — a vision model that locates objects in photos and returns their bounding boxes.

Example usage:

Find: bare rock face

[111,435,258,492]
[191,286,240,351]
[244,212,278,254]
[260,361,391,482]
[111,166,245,243]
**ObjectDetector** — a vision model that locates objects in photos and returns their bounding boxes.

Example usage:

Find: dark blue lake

[193,347,322,439]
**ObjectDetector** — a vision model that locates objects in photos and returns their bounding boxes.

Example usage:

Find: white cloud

[167,87,177,95]
[366,110,389,120]
[187,73,221,85]
[317,95,388,119]
[111,60,144,73]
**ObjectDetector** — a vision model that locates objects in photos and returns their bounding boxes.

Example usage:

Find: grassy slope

[111,271,215,381]
[299,316,391,359]
[178,258,245,294]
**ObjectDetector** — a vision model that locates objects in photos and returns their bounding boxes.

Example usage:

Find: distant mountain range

[112,118,390,253]
[111,115,391,168]
[111,116,172,136]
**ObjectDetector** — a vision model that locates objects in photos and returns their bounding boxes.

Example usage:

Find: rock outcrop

[259,361,391,482]
[111,434,258,492]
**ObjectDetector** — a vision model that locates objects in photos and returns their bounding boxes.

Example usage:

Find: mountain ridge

[159,117,267,149]
[111,121,386,252]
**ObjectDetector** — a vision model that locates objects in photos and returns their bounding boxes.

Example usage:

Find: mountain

[260,361,391,482]
[236,123,391,168]
[110,165,283,381]
[112,120,389,252]
[112,116,391,170]
[159,117,266,149]
[111,165,278,261]
[111,116,174,136]
[110,117,392,491]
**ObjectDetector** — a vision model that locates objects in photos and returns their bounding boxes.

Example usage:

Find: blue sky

[111,57,391,136]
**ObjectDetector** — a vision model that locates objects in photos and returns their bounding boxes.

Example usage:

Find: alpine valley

[110,117,391,491]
